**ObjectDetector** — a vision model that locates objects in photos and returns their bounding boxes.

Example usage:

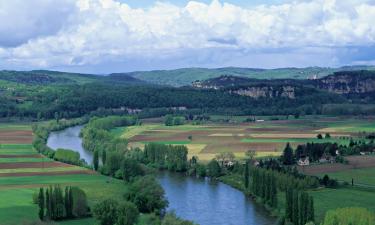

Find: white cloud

[1,0,375,71]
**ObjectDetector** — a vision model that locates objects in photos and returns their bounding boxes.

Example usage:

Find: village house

[297,156,310,166]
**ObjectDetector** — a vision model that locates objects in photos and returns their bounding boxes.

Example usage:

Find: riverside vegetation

[77,115,375,225]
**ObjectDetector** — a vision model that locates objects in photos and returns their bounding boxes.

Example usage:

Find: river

[47,125,276,225]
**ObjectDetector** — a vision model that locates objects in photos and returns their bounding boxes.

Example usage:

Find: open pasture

[123,116,371,161]
[0,123,128,225]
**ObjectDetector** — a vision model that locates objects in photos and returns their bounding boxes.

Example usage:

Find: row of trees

[144,143,189,172]
[284,140,375,165]
[37,186,88,221]
[285,188,314,225]
[81,116,137,153]
[247,166,278,208]
[164,115,185,126]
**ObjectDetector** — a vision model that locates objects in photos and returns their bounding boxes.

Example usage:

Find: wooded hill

[1,69,375,120]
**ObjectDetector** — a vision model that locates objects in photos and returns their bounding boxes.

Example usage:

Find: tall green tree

[117,201,139,225]
[207,159,221,178]
[93,199,119,225]
[244,161,249,189]
[283,142,294,165]
[93,150,99,171]
[38,188,45,220]
[46,188,51,219]
[102,150,107,165]
[64,186,73,218]
[292,190,299,224]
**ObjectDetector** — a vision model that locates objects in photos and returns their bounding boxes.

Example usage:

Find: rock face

[192,71,375,99]
[315,71,375,94]
[231,86,296,99]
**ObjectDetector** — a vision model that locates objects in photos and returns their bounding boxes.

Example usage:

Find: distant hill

[124,66,375,87]
[191,70,375,100]
[0,70,147,86]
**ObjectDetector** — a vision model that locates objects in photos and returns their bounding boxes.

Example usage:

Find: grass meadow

[0,123,128,225]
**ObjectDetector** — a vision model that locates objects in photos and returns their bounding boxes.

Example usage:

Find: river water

[47,125,276,225]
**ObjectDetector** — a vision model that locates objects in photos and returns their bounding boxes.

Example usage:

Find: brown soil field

[0,130,33,144]
[0,170,94,177]
[299,156,375,175]
[0,161,74,169]
[202,142,285,153]
[0,137,34,144]
[0,130,33,136]
[0,154,42,158]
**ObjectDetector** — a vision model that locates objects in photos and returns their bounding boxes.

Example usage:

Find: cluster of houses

[297,151,339,166]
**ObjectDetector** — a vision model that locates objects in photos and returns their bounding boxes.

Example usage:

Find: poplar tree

[65,186,73,218]
[285,187,293,222]
[283,142,294,165]
[244,161,249,189]
[46,188,51,219]
[270,174,277,208]
[38,188,45,220]
[102,150,107,165]
[292,190,299,224]
[93,150,99,171]
[307,196,315,222]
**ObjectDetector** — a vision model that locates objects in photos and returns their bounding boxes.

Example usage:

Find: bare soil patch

[0,161,73,169]
[0,154,42,158]
[0,130,33,144]
[0,170,94,177]
[0,137,33,144]
[300,156,375,175]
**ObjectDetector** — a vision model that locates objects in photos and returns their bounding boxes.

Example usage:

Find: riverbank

[46,117,277,225]
[218,173,282,220]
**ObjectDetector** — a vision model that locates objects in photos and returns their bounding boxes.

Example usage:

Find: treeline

[1,80,364,121]
[144,143,188,171]
[284,188,314,225]
[54,149,82,165]
[36,186,89,221]
[81,116,137,152]
[32,117,88,161]
[164,115,185,126]
[283,140,375,165]
[248,166,278,208]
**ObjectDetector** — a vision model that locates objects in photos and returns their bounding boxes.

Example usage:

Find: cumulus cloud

[0,0,375,71]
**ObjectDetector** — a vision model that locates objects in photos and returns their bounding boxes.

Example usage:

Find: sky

[0,0,375,73]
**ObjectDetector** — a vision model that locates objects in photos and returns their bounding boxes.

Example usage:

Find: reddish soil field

[0,130,32,136]
[0,130,33,144]
[0,170,94,177]
[0,161,74,169]
[0,154,42,158]
[202,142,284,153]
[299,156,375,175]
[0,137,34,144]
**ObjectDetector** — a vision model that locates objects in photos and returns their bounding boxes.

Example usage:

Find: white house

[298,157,310,166]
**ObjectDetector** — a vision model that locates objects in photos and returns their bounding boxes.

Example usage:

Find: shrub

[124,176,168,215]
[93,199,119,225]
[322,207,375,225]
[54,149,81,165]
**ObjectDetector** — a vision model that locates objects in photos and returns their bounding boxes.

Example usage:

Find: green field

[310,187,375,221]
[321,167,375,186]
[0,157,53,163]
[0,123,129,225]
